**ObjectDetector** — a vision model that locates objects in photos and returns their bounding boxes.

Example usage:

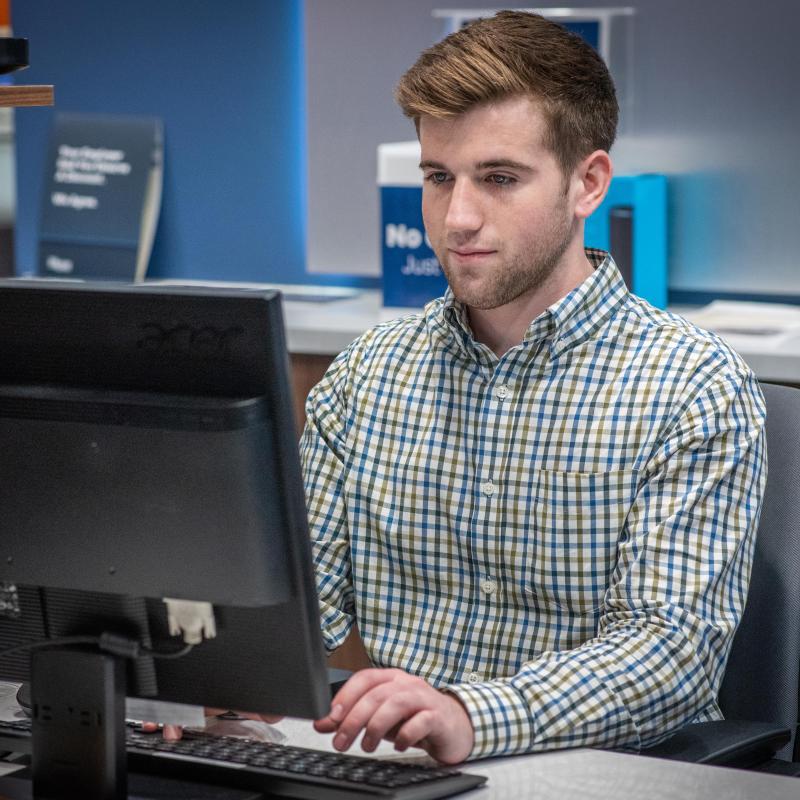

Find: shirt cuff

[318,601,354,654]
[444,679,534,760]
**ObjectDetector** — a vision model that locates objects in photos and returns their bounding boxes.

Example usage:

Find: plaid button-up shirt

[299,250,766,760]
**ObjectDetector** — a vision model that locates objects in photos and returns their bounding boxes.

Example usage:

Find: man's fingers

[361,694,423,752]
[315,668,397,737]
[383,720,404,743]
[143,709,281,744]
[314,703,343,733]
[314,668,474,762]
[163,724,183,741]
[332,683,401,751]
[141,721,182,740]
[329,669,398,716]
[393,710,435,751]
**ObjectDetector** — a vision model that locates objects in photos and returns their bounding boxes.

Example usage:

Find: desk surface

[468,748,799,800]
[286,292,800,384]
[268,718,800,800]
[1,712,797,800]
[155,281,800,383]
[285,287,800,384]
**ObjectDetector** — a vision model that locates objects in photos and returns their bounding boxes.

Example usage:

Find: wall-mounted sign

[38,113,163,281]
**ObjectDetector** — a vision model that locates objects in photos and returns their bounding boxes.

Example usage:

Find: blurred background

[4,0,799,305]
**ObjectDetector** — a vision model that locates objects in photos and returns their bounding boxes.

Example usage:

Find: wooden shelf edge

[0,85,54,107]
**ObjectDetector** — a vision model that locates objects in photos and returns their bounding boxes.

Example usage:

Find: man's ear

[572,150,613,220]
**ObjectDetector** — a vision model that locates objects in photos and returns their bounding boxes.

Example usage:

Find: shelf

[0,85,54,107]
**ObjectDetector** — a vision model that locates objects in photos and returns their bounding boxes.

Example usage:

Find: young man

[304,11,766,764]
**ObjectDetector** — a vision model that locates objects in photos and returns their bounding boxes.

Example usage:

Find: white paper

[124,698,205,727]
[682,300,800,336]
[680,300,800,351]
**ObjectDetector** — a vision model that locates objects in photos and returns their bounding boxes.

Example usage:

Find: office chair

[642,381,800,775]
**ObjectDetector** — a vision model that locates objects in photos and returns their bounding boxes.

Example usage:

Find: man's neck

[467,247,595,357]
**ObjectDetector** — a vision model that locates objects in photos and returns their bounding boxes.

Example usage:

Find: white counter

[282,290,409,355]
[156,281,800,384]
[283,290,800,385]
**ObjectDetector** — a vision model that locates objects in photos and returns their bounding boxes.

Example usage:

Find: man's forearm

[446,603,723,759]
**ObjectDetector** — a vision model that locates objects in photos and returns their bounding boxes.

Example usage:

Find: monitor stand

[0,660,353,799]
[0,649,259,800]
[30,648,126,800]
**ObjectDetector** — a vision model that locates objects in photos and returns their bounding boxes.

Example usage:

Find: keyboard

[0,717,487,799]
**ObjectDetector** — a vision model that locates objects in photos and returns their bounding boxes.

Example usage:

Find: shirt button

[481,578,497,595]
[496,384,509,400]
[467,672,481,684]
[481,480,495,497]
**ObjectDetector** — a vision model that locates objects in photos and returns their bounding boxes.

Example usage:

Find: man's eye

[426,172,449,185]
[487,174,515,186]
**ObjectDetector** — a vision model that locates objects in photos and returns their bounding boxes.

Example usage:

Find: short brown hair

[395,11,618,174]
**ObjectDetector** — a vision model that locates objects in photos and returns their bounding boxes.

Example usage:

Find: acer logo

[137,323,244,360]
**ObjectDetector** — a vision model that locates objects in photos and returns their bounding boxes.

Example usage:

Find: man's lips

[448,248,497,259]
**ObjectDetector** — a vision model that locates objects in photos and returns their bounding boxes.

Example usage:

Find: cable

[0,635,99,659]
[141,643,194,660]
[0,634,194,661]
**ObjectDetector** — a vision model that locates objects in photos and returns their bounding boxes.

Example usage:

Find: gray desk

[3,748,797,800]
[2,694,798,799]
[154,282,800,384]
[276,287,800,385]
[462,748,799,800]
[275,718,800,800]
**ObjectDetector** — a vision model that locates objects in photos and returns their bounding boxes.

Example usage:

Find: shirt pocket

[525,469,636,615]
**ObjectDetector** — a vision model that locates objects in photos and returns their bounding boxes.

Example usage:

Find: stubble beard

[437,208,576,312]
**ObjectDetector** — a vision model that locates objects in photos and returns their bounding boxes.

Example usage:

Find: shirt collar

[432,249,629,358]
[545,249,629,358]
[441,289,472,339]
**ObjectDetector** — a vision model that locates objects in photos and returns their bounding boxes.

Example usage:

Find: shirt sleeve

[445,366,767,760]
[298,343,361,654]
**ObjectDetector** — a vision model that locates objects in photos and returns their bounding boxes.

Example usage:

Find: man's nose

[445,179,483,235]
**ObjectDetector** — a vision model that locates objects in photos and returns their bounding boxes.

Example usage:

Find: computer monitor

[0,281,331,798]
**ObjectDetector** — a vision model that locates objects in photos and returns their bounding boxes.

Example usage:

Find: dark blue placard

[38,113,162,280]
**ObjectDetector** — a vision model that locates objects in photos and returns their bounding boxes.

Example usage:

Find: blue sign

[584,174,668,309]
[381,175,668,310]
[381,186,447,307]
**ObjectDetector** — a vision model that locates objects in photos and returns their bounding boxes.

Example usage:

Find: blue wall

[13,0,317,284]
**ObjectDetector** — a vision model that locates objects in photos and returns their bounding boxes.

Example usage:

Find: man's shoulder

[306,303,445,426]
[341,299,445,370]
[617,294,755,382]
[356,308,430,347]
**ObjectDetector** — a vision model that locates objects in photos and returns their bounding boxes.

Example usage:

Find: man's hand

[313,668,474,765]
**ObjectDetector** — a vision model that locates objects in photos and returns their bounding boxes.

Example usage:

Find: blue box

[381,174,668,309]
[584,174,668,308]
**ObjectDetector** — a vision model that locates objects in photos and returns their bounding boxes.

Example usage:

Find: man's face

[419,95,579,311]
